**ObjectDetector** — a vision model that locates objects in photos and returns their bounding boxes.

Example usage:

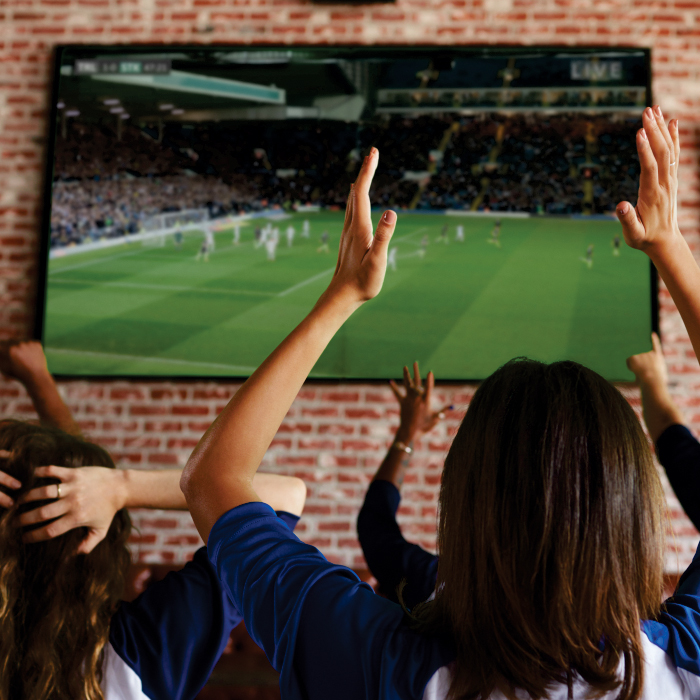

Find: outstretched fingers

[369,210,397,262]
[644,107,674,185]
[353,148,379,225]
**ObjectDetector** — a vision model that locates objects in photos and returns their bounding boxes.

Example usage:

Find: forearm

[121,469,187,509]
[24,372,81,437]
[639,381,685,443]
[182,292,356,538]
[373,424,414,490]
[120,469,306,516]
[648,234,700,365]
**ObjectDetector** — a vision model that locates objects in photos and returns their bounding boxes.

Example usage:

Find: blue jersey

[103,511,299,700]
[209,503,700,700]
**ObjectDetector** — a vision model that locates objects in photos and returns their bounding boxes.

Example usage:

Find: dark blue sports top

[105,510,299,700]
[207,501,700,700]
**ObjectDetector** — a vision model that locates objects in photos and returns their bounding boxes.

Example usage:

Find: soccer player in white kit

[286,225,295,247]
[456,225,464,242]
[302,219,310,238]
[388,247,398,271]
[233,225,241,246]
[266,228,279,261]
[205,227,215,252]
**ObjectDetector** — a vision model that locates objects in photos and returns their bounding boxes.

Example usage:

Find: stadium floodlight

[56,101,65,109]
[64,109,79,117]
[103,98,120,105]
[109,106,124,113]
[120,113,130,119]
[159,104,175,110]
[171,108,184,115]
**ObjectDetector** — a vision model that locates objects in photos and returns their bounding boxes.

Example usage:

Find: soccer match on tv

[42,47,653,380]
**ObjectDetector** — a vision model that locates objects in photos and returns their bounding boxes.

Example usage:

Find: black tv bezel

[35,44,658,384]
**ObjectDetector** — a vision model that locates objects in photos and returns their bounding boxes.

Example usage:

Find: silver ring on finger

[56,483,62,499]
[670,161,676,166]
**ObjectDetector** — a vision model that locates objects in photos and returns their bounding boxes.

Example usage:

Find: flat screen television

[37,45,656,381]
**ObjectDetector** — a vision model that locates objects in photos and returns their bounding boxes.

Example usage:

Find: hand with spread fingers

[390,362,451,444]
[616,105,680,252]
[17,465,127,554]
[323,147,397,307]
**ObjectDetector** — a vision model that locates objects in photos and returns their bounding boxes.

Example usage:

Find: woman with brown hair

[182,108,700,700]
[0,341,307,700]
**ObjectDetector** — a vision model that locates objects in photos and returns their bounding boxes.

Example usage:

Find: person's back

[181,134,700,700]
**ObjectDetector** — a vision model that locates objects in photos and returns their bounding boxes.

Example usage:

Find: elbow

[180,459,198,502]
[289,477,307,517]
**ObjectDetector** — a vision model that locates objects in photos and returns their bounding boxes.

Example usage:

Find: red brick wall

[2,0,700,572]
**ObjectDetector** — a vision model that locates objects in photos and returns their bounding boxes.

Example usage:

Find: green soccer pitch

[43,212,653,381]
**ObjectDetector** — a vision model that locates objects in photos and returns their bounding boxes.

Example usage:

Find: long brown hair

[0,420,131,700]
[413,359,665,700]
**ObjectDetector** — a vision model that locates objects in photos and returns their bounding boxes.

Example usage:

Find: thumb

[616,202,645,246]
[77,528,107,555]
[371,210,397,259]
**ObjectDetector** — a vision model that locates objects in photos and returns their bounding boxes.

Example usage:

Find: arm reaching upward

[0,341,81,436]
[181,148,397,541]
[627,332,684,443]
[616,107,700,364]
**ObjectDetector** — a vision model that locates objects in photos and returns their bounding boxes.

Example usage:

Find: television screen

[39,46,655,381]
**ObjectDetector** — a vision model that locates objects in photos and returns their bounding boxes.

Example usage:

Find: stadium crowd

[51,112,640,247]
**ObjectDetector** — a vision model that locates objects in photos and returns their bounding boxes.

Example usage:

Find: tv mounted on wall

[37,45,656,381]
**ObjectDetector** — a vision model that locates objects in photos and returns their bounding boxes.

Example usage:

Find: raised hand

[626,332,668,390]
[616,106,680,252]
[0,340,50,386]
[324,148,397,306]
[390,362,451,443]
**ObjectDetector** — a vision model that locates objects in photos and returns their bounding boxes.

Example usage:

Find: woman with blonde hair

[0,341,306,700]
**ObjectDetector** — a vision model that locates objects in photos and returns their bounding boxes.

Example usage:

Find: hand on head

[627,332,668,390]
[0,340,50,386]
[390,361,452,442]
[616,106,679,252]
[325,148,397,307]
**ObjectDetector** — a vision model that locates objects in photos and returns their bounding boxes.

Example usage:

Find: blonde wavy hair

[0,420,131,700]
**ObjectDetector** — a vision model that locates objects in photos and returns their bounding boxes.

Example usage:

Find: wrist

[114,469,131,510]
[394,425,416,445]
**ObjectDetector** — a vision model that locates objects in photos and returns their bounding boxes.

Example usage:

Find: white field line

[48,279,275,297]
[277,267,335,297]
[49,249,146,274]
[46,347,257,373]
[49,235,256,275]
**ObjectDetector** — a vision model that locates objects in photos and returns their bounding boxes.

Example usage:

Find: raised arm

[0,340,81,436]
[358,362,448,606]
[181,148,397,541]
[616,107,700,365]
[627,332,684,443]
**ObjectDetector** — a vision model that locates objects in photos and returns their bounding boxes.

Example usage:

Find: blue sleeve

[110,510,300,700]
[656,424,700,532]
[109,547,240,700]
[357,480,439,608]
[643,542,700,677]
[208,503,453,700]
